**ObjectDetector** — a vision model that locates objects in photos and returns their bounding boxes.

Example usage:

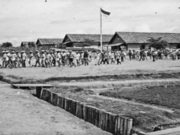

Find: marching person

[103,51,109,64]
[35,50,41,67]
[57,51,62,67]
[16,51,21,68]
[83,50,89,66]
[4,51,9,68]
[152,50,157,62]
[120,50,126,62]
[6,51,12,68]
[128,50,132,60]
[21,51,27,67]
[75,52,80,66]
[11,51,17,68]
[69,51,75,67]
[45,51,51,68]
[115,50,121,65]
[28,51,34,66]
[2,51,6,68]
[41,50,46,67]
[95,51,101,65]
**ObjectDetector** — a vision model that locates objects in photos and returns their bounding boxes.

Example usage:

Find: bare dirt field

[0,82,111,135]
[0,59,180,83]
[1,59,180,134]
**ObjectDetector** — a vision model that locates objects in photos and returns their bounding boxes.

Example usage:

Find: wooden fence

[39,89,133,135]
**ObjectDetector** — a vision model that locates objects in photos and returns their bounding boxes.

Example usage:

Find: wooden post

[83,104,86,121]
[111,113,116,134]
[120,117,124,135]
[103,111,107,130]
[69,99,72,113]
[51,93,58,106]
[62,97,65,109]
[58,96,62,108]
[127,118,133,135]
[87,106,90,122]
[73,100,76,114]
[96,109,100,127]
[76,102,79,117]
[40,89,45,100]
[36,87,42,98]
[80,103,83,119]
[98,110,102,128]
[44,89,48,101]
[46,90,51,103]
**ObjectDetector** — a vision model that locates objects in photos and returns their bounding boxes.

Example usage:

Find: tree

[28,42,36,48]
[147,37,168,50]
[1,42,13,47]
[83,39,95,47]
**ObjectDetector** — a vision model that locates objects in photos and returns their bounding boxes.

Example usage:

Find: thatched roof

[37,38,63,45]
[111,32,180,44]
[63,34,113,43]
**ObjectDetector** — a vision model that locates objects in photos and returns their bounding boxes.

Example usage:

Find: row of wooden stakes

[40,89,133,135]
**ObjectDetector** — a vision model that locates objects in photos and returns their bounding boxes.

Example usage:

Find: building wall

[37,44,56,48]
[169,43,178,49]
[127,43,150,50]
[128,44,141,50]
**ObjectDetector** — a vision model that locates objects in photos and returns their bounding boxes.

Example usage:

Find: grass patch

[100,85,180,109]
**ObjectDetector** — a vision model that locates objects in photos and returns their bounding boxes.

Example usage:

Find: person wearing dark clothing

[84,51,89,66]
[152,51,156,62]
[103,52,109,64]
[139,50,144,61]
[128,50,132,60]
[100,52,105,64]
[120,51,125,62]
[115,51,121,65]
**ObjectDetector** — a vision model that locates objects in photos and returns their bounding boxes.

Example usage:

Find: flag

[101,8,110,15]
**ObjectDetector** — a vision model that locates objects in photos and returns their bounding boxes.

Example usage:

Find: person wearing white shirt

[16,52,21,68]
[29,51,34,66]
[76,52,80,66]
[2,51,6,68]
[11,51,17,68]
[95,52,101,65]
[41,51,46,67]
[21,51,27,67]
[57,51,62,67]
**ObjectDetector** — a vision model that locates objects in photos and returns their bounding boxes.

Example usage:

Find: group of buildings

[21,32,180,51]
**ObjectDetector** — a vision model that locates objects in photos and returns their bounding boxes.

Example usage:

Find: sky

[0,0,180,46]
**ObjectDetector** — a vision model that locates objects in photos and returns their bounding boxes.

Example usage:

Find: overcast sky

[0,0,180,46]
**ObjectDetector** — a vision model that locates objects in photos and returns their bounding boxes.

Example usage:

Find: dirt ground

[1,59,180,134]
[0,82,111,135]
[0,60,180,82]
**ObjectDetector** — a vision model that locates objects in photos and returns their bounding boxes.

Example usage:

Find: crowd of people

[1,48,180,68]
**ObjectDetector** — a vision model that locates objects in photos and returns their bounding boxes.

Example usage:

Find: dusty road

[0,59,180,80]
[0,82,111,135]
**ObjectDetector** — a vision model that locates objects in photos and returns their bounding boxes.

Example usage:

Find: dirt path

[0,83,111,135]
[53,78,180,87]
[92,95,174,113]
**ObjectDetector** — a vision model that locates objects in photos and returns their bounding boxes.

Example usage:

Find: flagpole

[100,8,102,53]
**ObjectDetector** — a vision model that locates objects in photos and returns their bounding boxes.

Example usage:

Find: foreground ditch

[7,76,180,135]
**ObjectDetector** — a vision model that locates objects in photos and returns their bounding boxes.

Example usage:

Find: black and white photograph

[0,0,180,135]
